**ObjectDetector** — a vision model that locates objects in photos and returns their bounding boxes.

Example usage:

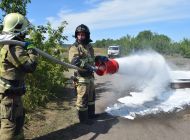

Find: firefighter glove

[83,64,95,73]
[71,56,81,67]
[95,55,108,63]
[24,42,36,50]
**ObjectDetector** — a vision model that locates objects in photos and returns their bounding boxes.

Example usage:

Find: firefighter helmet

[3,13,29,34]
[75,24,92,43]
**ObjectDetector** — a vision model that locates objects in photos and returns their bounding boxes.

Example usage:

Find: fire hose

[0,40,83,71]
[0,40,120,76]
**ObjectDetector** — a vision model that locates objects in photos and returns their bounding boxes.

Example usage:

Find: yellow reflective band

[77,77,90,83]
[77,107,88,111]
[0,79,11,89]
[88,101,95,105]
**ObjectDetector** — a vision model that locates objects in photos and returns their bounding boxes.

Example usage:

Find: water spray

[105,52,190,119]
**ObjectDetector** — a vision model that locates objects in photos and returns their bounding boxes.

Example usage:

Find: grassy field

[94,47,107,56]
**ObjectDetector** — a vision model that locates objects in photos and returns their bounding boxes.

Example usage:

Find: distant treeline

[93,30,190,57]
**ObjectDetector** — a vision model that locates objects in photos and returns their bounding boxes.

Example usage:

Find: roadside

[24,86,78,139]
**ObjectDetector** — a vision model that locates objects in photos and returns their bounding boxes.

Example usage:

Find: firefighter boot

[78,110,93,125]
[88,104,95,119]
[88,104,100,119]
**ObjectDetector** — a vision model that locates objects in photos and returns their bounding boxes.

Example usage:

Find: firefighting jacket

[0,44,38,81]
[69,42,94,77]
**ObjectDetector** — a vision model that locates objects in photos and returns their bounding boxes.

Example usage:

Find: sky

[1,0,190,44]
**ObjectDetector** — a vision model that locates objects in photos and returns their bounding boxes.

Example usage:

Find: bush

[23,22,69,111]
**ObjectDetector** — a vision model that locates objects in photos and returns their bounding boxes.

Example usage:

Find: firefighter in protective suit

[69,24,107,124]
[0,13,38,140]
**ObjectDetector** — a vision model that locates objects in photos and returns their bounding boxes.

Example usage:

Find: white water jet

[105,51,190,119]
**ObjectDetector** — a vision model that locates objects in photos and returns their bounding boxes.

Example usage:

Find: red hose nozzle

[95,59,119,76]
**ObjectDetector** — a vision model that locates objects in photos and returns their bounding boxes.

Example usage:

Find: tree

[180,38,190,57]
[150,34,171,54]
[0,0,31,31]
[93,30,190,57]
[24,22,69,110]
[46,21,68,47]
[0,0,31,16]
[136,30,153,41]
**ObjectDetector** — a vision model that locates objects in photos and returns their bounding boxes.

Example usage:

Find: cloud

[84,0,103,4]
[46,0,190,34]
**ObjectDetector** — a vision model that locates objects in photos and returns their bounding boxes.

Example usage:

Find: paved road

[75,74,190,140]
[33,56,190,140]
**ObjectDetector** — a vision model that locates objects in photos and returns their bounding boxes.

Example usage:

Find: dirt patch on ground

[24,87,79,139]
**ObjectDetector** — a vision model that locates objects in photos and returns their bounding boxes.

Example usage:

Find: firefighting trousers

[0,95,25,140]
[76,77,95,112]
